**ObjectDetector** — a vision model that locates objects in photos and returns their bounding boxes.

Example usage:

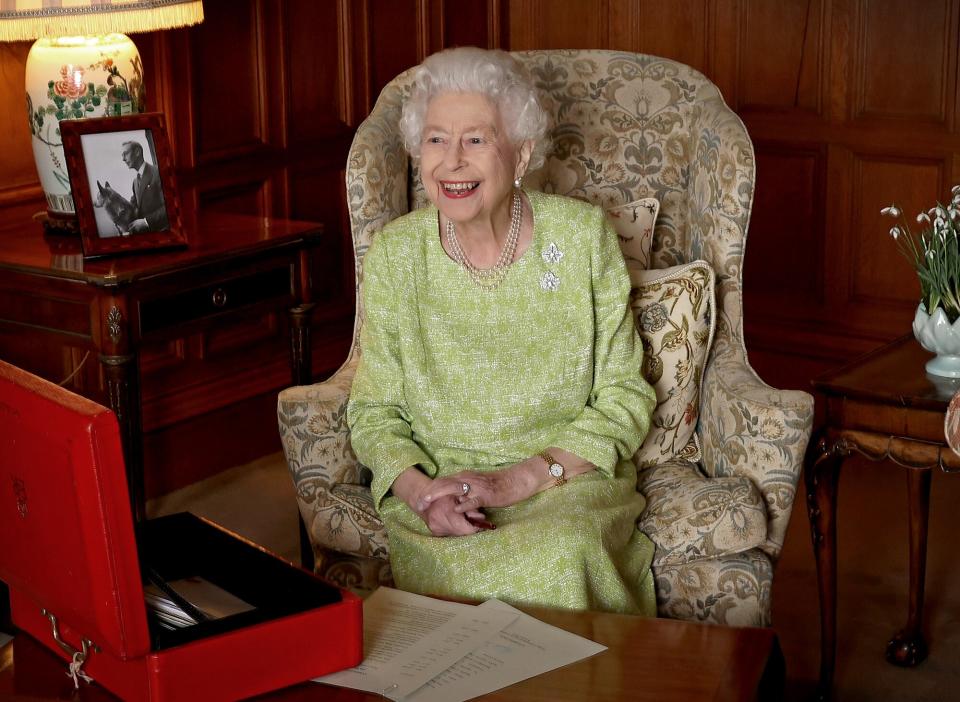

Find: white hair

[400,47,551,172]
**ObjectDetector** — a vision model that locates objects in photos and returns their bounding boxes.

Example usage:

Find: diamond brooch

[542,242,564,264]
[540,271,560,291]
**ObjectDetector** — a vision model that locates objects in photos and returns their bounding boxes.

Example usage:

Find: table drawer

[138,264,294,336]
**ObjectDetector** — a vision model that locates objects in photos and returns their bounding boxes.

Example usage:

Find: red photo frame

[61,113,186,259]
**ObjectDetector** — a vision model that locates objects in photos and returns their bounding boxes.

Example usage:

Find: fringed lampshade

[0,0,204,222]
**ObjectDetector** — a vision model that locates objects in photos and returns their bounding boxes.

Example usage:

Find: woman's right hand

[390,467,485,536]
[421,494,485,536]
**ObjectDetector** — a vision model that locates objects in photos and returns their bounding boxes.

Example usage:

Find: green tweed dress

[347,190,657,615]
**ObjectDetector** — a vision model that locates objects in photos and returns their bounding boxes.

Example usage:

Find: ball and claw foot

[885,630,928,667]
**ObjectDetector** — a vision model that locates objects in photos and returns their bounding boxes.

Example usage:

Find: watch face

[549,463,564,478]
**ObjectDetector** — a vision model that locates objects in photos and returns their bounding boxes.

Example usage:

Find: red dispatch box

[0,360,362,701]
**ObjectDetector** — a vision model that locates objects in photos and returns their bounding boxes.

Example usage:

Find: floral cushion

[605,197,659,270]
[630,261,715,468]
[637,458,767,567]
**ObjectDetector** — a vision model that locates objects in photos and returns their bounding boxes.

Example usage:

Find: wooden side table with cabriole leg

[805,335,960,699]
[0,208,323,523]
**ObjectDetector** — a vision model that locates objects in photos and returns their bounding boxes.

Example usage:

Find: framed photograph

[61,113,186,259]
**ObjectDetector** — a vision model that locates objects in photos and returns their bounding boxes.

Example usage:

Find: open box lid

[0,360,151,659]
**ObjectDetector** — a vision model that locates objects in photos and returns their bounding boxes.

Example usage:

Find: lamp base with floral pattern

[25,34,144,218]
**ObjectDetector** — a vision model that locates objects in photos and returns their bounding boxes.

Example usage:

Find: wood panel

[855,0,955,124]
[432,0,493,51]
[636,0,711,74]
[368,0,423,100]
[510,0,611,50]
[198,179,269,216]
[848,156,942,307]
[0,43,41,204]
[191,0,268,162]
[289,168,353,315]
[746,144,825,303]
[738,0,824,113]
[284,0,348,141]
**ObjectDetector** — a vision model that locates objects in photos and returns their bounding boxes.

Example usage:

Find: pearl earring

[514,176,522,189]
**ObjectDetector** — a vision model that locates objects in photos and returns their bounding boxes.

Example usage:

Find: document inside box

[144,575,256,630]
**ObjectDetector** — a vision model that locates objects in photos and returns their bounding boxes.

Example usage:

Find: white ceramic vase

[25,34,143,217]
[912,303,960,377]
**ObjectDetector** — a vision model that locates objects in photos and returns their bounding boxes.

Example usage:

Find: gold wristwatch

[538,451,567,487]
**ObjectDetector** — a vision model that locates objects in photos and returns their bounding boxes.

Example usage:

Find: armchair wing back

[279,50,814,626]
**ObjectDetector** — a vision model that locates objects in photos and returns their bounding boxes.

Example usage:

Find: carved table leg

[100,352,144,522]
[289,302,316,386]
[805,430,846,701]
[885,466,932,666]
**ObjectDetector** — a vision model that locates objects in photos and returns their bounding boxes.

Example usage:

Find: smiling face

[419,92,531,230]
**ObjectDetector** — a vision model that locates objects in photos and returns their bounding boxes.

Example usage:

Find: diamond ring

[461,482,471,496]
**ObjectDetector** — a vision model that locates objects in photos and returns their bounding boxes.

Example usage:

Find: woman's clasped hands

[392,462,539,537]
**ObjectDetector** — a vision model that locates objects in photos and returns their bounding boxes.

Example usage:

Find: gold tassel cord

[0,1,204,43]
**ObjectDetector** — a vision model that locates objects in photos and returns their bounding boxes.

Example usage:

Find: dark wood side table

[806,335,960,698]
[0,209,322,522]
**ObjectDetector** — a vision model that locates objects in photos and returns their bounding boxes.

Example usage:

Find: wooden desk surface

[0,608,782,702]
[0,200,324,287]
[814,334,960,411]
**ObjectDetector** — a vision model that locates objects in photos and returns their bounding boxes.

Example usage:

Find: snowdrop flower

[935,218,948,240]
[890,226,901,239]
[918,212,931,224]
[952,185,960,195]
[881,205,901,217]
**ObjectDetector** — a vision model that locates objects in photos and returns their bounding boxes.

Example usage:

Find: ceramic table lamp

[0,0,204,227]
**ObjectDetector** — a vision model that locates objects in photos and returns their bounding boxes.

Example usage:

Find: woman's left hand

[420,464,537,512]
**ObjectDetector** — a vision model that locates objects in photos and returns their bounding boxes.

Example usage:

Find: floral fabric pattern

[606,197,659,269]
[638,458,766,567]
[277,50,814,627]
[653,549,773,627]
[630,262,715,468]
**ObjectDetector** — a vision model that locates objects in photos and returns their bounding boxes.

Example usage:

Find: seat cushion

[637,458,767,567]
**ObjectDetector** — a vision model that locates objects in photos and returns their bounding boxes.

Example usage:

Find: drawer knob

[212,288,228,307]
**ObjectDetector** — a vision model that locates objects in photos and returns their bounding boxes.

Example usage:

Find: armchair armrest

[277,353,364,493]
[698,342,814,559]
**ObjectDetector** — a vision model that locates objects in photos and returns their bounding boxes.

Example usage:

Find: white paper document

[315,587,606,702]
[406,599,606,701]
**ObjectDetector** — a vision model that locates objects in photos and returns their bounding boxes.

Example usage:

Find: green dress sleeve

[347,234,433,508]
[548,209,656,477]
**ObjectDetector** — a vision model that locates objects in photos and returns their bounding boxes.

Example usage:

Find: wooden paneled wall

[0,0,954,485]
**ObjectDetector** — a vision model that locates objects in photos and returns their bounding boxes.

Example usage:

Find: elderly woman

[346,47,657,615]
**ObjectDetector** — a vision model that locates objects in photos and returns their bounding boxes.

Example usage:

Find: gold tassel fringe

[0,1,204,43]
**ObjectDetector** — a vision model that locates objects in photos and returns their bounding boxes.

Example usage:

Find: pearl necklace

[445,191,522,291]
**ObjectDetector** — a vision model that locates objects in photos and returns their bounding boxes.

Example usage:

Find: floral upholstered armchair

[278,50,814,627]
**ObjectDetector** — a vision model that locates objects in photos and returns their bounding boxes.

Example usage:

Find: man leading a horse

[121,140,169,233]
